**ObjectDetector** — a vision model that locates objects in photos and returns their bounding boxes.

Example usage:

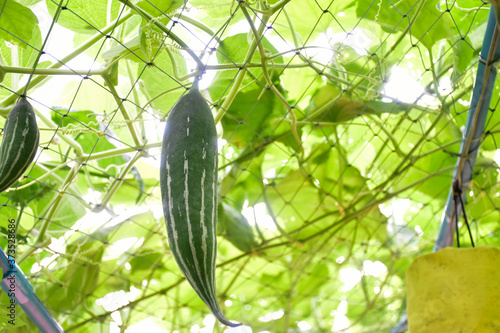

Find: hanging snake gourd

[0,98,39,193]
[160,79,240,327]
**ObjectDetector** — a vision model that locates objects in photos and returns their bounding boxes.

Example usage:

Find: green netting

[0,0,498,332]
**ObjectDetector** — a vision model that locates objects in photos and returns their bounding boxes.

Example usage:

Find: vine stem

[93,150,143,212]
[102,74,142,146]
[80,141,161,161]
[240,6,303,157]
[0,61,352,87]
[366,115,405,158]
[0,13,134,108]
[214,4,267,124]
[126,61,147,141]
[173,13,221,43]
[12,160,73,191]
[17,163,82,265]
[1,65,108,76]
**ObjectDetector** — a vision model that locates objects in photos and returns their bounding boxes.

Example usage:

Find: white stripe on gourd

[160,80,240,327]
[0,98,39,193]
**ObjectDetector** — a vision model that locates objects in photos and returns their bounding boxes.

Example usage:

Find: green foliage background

[0,0,498,332]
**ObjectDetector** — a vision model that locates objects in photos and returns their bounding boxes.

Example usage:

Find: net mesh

[0,0,498,332]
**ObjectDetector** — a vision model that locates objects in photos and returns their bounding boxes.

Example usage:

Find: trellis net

[0,0,498,332]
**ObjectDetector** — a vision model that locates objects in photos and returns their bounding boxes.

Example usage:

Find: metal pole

[0,248,64,332]
[434,6,500,251]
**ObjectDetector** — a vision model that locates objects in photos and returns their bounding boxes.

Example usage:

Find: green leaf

[306,84,410,123]
[189,0,234,19]
[308,143,366,196]
[51,107,98,128]
[221,88,281,148]
[128,248,165,273]
[209,33,283,100]
[220,147,265,207]
[273,0,357,42]
[46,0,121,34]
[356,0,454,50]
[451,36,475,82]
[137,0,184,17]
[139,50,187,113]
[12,165,88,234]
[0,12,42,99]
[0,0,38,47]
[101,35,146,63]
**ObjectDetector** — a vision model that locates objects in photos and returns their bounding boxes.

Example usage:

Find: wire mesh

[0,0,498,332]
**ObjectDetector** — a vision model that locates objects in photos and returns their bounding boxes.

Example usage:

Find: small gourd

[0,98,39,193]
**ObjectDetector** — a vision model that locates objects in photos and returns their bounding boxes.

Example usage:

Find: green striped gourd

[0,98,39,193]
[160,80,240,327]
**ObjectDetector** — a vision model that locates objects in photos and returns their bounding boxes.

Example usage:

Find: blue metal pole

[434,5,500,251]
[0,248,64,332]
[392,6,500,333]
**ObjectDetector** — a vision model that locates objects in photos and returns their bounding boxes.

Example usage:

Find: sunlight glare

[332,300,351,332]
[125,318,169,332]
[242,202,277,231]
[363,260,387,277]
[259,309,284,322]
[383,66,423,104]
[339,268,362,292]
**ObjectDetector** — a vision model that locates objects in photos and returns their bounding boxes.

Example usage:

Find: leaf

[308,143,366,195]
[101,35,146,63]
[14,165,88,234]
[46,0,121,34]
[451,36,474,82]
[51,107,98,128]
[63,237,105,310]
[296,262,330,296]
[137,0,184,18]
[0,0,38,47]
[306,84,410,123]
[139,49,187,113]
[221,88,281,148]
[209,33,283,100]
[356,0,454,50]
[220,147,265,207]
[266,169,323,232]
[273,0,357,42]
[49,195,87,233]
[189,0,234,19]
[0,12,42,99]
[75,132,127,171]
[128,248,165,273]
